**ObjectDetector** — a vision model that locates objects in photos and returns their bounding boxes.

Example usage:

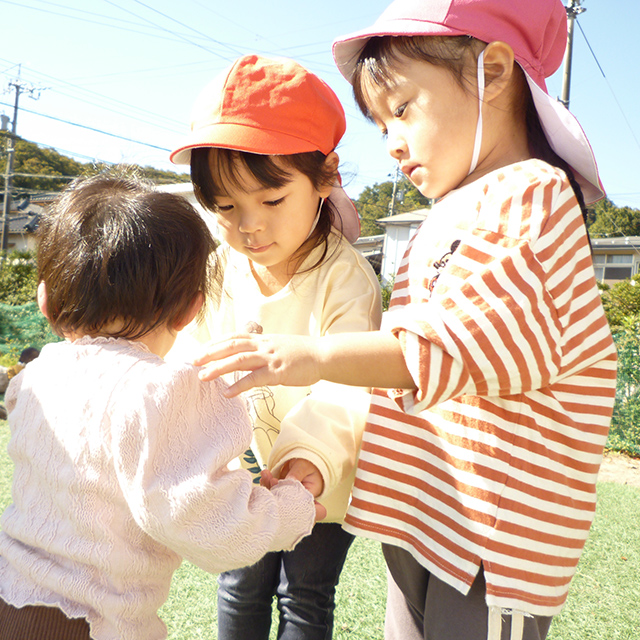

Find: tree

[355,176,432,237]
[588,197,640,238]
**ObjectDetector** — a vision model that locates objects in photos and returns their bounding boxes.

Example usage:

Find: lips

[401,163,418,179]
[246,243,272,254]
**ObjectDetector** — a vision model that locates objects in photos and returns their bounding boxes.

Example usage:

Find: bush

[0,250,38,305]
[0,302,60,357]
[608,315,640,457]
[379,275,394,312]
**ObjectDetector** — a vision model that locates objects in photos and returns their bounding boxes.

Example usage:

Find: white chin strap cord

[304,197,324,241]
[468,49,485,176]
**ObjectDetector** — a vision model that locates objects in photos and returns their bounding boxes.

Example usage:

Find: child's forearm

[316,331,416,390]
[195,330,416,395]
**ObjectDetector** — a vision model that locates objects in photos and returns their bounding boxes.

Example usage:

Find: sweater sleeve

[268,245,382,518]
[110,364,315,574]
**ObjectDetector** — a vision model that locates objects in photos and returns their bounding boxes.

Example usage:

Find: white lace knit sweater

[0,337,315,640]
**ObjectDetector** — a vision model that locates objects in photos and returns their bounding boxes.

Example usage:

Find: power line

[100,0,241,61]
[0,100,172,152]
[576,21,640,157]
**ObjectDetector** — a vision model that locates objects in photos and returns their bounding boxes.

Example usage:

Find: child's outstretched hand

[195,333,321,395]
[193,330,413,397]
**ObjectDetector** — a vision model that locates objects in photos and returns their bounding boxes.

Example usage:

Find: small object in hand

[245,321,263,334]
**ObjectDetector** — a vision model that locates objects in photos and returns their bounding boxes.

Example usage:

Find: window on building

[593,252,635,281]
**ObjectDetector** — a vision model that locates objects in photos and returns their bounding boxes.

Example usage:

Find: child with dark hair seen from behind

[0,170,321,640]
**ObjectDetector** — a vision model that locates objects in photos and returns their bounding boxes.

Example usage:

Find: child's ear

[482,41,516,103]
[37,281,50,320]
[318,151,340,198]
[173,292,204,331]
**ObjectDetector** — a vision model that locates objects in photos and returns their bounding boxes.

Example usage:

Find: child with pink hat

[194,2,617,639]
[170,54,382,640]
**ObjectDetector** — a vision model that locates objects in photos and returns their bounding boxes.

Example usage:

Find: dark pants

[217,522,354,640]
[0,598,91,640]
[382,544,554,640]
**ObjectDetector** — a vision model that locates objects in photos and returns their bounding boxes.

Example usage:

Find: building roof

[591,236,640,250]
[376,208,430,226]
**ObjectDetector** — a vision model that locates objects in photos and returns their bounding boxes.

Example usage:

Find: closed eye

[264,197,285,207]
[393,103,407,118]
[215,203,234,213]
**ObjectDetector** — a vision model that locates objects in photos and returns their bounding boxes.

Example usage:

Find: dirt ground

[598,452,640,488]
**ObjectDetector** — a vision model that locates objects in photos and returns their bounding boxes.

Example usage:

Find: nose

[238,208,265,234]
[386,126,407,161]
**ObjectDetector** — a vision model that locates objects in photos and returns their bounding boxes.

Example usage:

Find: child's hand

[263,463,326,522]
[260,467,278,489]
[314,501,327,522]
[280,458,325,498]
[194,333,321,395]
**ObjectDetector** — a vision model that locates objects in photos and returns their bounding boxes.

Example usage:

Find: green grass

[1,422,638,639]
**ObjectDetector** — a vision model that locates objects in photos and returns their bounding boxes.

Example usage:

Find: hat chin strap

[468,49,485,176]
[304,197,324,241]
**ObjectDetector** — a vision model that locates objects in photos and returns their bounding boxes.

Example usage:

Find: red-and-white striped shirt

[344,160,617,616]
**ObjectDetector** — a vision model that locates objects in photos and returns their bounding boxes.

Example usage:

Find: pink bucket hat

[332,0,604,204]
[171,55,361,241]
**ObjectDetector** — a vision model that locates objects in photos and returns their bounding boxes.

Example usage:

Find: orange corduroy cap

[171,54,346,163]
[171,54,361,242]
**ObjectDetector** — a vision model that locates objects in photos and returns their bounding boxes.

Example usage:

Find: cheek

[213,216,238,245]
[214,214,234,232]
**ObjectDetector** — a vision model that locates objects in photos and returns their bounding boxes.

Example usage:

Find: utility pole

[2,72,41,251]
[560,0,586,109]
[389,164,400,216]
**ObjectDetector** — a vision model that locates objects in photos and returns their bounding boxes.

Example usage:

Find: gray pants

[382,545,554,640]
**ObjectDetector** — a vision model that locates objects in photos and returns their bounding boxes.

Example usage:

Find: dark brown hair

[191,147,341,273]
[352,35,589,223]
[37,171,217,340]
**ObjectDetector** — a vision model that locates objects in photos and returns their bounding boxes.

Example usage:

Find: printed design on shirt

[241,448,262,484]
[236,385,282,483]
[244,385,282,445]
[427,239,461,294]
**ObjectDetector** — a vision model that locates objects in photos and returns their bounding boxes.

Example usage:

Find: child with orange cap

[192,1,618,639]
[169,55,382,640]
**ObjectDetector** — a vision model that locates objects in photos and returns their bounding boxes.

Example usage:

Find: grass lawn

[1,422,638,639]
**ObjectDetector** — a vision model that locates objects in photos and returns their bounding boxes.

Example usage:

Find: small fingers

[193,334,257,367]
[314,502,327,522]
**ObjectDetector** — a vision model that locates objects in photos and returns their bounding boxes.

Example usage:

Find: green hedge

[609,317,640,457]
[0,301,60,360]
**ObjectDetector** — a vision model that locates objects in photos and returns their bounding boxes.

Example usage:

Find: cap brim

[525,73,604,204]
[170,123,328,165]
[333,21,466,83]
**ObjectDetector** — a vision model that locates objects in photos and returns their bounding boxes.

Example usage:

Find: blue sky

[1,0,639,208]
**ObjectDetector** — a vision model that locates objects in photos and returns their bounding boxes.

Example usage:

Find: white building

[376,208,430,283]
[591,236,640,285]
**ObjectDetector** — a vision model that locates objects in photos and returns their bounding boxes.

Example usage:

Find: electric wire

[0,100,172,152]
[577,22,640,157]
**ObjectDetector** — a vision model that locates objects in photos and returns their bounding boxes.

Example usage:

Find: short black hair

[37,170,217,340]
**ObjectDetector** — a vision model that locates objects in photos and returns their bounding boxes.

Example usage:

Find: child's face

[364,55,479,199]
[211,158,332,279]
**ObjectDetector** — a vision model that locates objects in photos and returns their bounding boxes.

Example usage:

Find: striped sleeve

[384,165,601,415]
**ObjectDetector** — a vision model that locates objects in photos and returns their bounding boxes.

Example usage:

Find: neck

[64,321,176,358]
[250,261,293,296]
[461,101,531,188]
